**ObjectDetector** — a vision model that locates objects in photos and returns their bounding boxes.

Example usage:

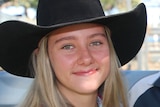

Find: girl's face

[48,23,110,96]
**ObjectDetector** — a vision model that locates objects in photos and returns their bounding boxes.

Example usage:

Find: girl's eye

[61,45,74,50]
[90,41,102,46]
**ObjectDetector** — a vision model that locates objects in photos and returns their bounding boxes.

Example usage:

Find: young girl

[0,0,147,107]
[22,23,127,107]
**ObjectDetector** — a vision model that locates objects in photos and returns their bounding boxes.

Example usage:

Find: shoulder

[122,70,160,107]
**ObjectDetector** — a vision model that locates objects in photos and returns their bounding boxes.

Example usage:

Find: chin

[75,85,99,94]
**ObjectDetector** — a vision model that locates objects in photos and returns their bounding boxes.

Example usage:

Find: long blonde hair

[19,26,128,107]
[102,27,128,107]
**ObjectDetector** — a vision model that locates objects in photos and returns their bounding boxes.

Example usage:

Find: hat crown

[37,0,105,26]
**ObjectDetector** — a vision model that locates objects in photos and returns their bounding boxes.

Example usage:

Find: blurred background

[0,0,160,71]
[0,0,159,106]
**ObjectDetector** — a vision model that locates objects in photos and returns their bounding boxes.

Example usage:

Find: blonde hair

[19,26,128,107]
[102,27,128,107]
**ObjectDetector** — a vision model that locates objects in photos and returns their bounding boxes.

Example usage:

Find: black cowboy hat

[0,0,147,77]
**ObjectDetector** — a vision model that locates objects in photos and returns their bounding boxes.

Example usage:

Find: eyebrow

[55,36,76,44]
[89,33,106,38]
[55,33,106,44]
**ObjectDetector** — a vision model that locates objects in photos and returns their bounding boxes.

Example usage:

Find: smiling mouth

[73,68,98,76]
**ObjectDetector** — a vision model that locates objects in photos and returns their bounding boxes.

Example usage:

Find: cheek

[94,47,110,64]
[54,53,76,65]
[95,49,110,76]
[49,54,68,81]
[101,55,110,73]
[99,55,110,83]
[49,53,77,85]
[49,50,76,74]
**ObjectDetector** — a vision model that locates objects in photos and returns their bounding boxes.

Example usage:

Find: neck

[59,89,98,107]
[57,81,99,107]
[69,94,98,107]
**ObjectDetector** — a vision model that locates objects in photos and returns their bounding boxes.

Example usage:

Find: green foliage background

[2,0,141,10]
[100,0,141,11]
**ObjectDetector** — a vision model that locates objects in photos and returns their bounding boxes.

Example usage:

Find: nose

[77,47,94,65]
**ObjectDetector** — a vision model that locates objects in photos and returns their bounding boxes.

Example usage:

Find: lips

[73,68,98,76]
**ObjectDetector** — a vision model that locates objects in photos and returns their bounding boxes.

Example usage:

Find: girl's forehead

[47,26,106,42]
[48,23,105,36]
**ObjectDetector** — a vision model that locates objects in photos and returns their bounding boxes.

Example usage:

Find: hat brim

[0,3,147,77]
